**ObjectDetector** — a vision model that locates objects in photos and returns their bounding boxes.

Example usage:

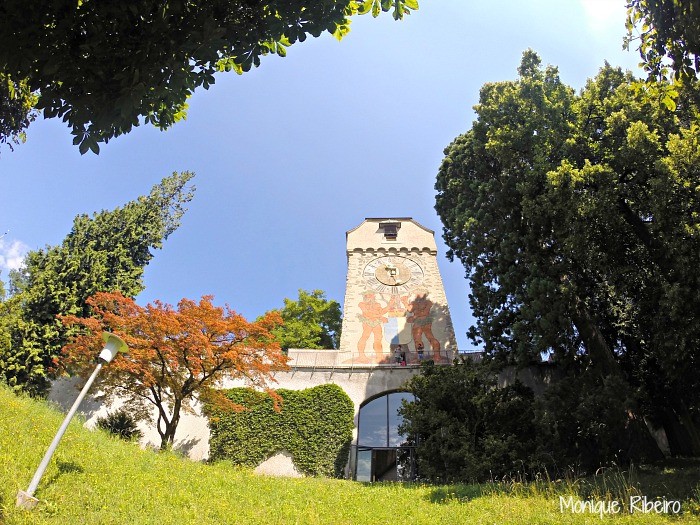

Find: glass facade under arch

[353,391,416,482]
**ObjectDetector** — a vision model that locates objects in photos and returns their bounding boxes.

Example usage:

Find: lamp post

[16,332,128,510]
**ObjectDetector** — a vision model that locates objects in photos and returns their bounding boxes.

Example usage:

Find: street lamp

[16,332,128,510]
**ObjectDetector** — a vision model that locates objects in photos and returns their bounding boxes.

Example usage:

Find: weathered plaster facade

[339,218,457,364]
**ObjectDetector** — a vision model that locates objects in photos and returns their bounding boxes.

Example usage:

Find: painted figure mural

[354,288,445,364]
[404,290,441,358]
[356,291,391,362]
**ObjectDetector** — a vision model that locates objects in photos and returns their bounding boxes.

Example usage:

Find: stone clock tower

[338,218,457,365]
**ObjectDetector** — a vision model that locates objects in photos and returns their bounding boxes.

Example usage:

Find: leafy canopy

[0,73,37,154]
[61,291,288,450]
[0,0,418,154]
[435,51,700,455]
[268,289,342,349]
[626,0,700,81]
[0,172,195,394]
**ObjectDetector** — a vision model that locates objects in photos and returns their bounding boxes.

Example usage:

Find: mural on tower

[340,219,456,365]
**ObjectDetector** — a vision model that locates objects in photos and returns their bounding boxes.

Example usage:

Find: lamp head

[99,332,128,364]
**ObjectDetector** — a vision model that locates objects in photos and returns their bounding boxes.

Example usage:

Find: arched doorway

[352,391,416,482]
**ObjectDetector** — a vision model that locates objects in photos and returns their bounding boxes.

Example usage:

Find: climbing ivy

[205,384,354,477]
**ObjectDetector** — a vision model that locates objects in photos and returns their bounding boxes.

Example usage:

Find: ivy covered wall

[205,384,355,477]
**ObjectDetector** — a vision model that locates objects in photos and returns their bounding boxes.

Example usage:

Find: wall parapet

[285,348,457,371]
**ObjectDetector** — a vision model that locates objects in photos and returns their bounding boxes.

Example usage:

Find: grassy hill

[1,385,698,525]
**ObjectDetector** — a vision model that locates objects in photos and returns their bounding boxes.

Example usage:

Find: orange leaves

[59,290,289,449]
[199,387,246,415]
[60,291,289,406]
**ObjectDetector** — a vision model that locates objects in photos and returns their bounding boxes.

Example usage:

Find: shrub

[96,409,143,441]
[399,358,545,483]
[400,358,663,483]
[205,384,354,477]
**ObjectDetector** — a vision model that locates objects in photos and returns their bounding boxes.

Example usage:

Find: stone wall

[48,363,422,462]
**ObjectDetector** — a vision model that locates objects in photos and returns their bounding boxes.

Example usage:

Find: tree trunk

[616,197,674,281]
[570,297,665,460]
[659,408,693,456]
[661,404,700,457]
[159,398,182,450]
[570,297,619,376]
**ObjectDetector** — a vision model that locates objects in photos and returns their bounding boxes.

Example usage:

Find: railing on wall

[283,349,481,372]
[287,348,454,370]
[455,349,484,362]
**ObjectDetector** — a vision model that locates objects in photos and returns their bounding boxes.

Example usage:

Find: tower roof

[346,218,436,252]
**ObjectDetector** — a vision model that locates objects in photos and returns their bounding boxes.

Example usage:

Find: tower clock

[362,255,424,294]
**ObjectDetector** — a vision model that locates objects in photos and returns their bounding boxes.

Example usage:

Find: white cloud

[0,238,29,272]
[579,0,628,35]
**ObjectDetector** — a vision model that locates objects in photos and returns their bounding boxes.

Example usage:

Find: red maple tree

[61,291,288,449]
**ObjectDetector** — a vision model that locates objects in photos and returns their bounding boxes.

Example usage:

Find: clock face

[362,256,424,293]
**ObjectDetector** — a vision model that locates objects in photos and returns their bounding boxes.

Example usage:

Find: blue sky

[0,1,642,350]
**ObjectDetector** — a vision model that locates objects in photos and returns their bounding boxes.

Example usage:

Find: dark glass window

[388,392,413,446]
[357,396,389,447]
[357,392,414,447]
[380,222,400,240]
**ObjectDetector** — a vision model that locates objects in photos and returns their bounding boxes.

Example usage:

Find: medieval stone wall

[49,364,422,462]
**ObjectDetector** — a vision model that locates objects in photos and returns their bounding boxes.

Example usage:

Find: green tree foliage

[435,51,700,455]
[0,291,21,383]
[399,358,543,482]
[0,0,417,154]
[0,73,37,154]
[626,0,700,80]
[268,289,342,349]
[400,359,662,482]
[206,384,355,477]
[538,371,660,472]
[0,172,195,394]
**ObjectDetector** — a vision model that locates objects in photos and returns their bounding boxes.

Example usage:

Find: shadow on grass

[348,458,700,512]
[428,459,700,506]
[56,460,84,474]
[41,460,85,491]
[427,484,484,503]
[635,458,700,500]
[353,458,700,508]
[355,480,486,504]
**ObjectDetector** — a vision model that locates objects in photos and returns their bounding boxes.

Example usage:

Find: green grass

[1,385,699,524]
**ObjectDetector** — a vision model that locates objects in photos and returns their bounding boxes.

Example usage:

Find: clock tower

[339,218,457,364]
